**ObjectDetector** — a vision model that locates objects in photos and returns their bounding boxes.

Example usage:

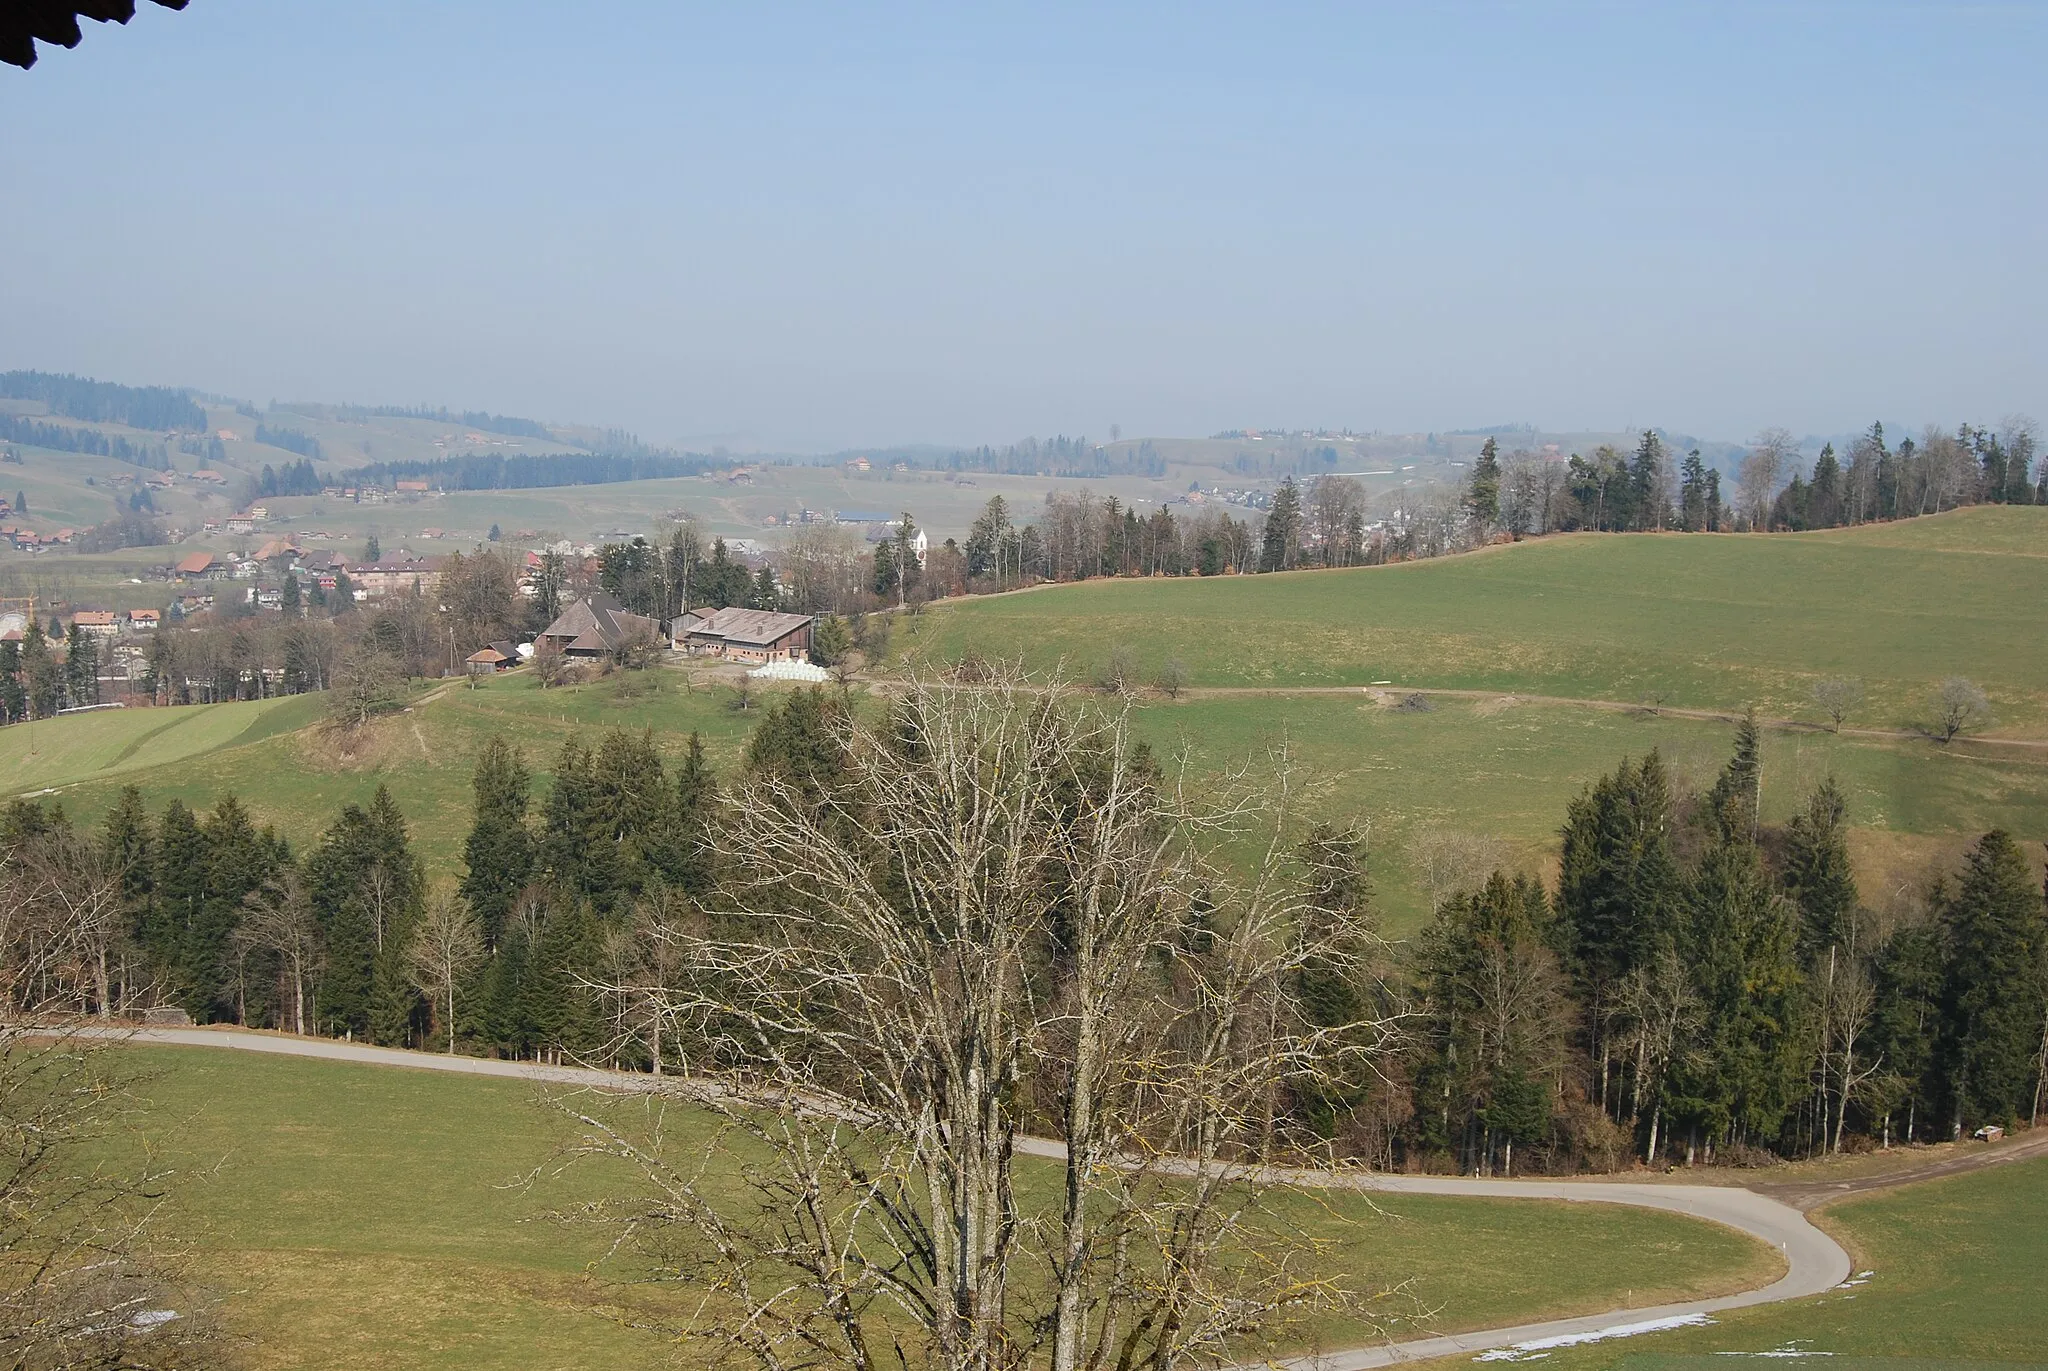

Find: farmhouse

[69,610,118,638]
[465,641,519,674]
[535,593,663,659]
[671,606,814,664]
[127,609,160,631]
[174,552,220,580]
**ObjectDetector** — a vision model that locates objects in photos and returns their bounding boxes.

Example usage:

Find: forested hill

[0,370,206,431]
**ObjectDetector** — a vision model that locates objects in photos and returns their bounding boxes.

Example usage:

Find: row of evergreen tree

[1388,717,2047,1173]
[0,692,842,1059]
[0,620,101,721]
[0,371,206,431]
[253,426,324,461]
[356,450,711,492]
[253,458,325,497]
[0,413,171,470]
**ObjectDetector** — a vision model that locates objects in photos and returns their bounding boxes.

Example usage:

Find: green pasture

[0,693,323,798]
[904,507,2048,737]
[35,672,762,869]
[110,1045,1773,1371]
[1130,693,2048,933]
[1499,1152,2048,1370]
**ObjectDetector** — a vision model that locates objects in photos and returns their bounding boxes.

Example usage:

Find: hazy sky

[3,2,2043,452]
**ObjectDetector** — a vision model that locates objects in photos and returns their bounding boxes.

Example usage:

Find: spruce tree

[1679,450,1710,531]
[1868,922,1945,1142]
[1466,437,1502,533]
[1672,837,1805,1148]
[541,739,624,908]
[1705,708,1763,844]
[190,796,274,1023]
[20,620,58,718]
[645,731,716,893]
[1939,830,2046,1131]
[1628,430,1665,529]
[101,787,157,985]
[1782,778,1859,965]
[1258,477,1301,572]
[153,800,208,1000]
[460,736,533,948]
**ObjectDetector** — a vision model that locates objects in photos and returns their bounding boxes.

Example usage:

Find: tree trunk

[1644,1101,1662,1167]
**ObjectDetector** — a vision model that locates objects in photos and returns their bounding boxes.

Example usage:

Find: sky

[2,2,2043,453]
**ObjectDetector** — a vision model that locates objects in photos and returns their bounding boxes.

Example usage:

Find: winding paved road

[93,1027,1866,1369]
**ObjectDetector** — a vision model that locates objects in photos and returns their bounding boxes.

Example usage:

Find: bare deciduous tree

[236,871,323,1036]
[406,888,485,1054]
[1405,826,1507,917]
[1810,677,1864,733]
[1154,657,1189,699]
[1933,676,1990,743]
[564,673,1398,1371]
[1737,428,1798,529]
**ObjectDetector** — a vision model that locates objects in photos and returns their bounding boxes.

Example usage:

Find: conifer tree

[1628,430,1665,529]
[20,620,58,718]
[1679,450,1710,531]
[153,801,207,1000]
[644,731,716,893]
[1782,779,1859,965]
[100,787,156,984]
[541,739,624,908]
[1555,752,1683,1112]
[1466,437,1501,533]
[1258,477,1301,572]
[1868,922,1945,1142]
[1705,708,1763,844]
[1939,830,2047,1131]
[460,736,533,948]
[1671,837,1805,1149]
[741,687,849,810]
[188,796,275,1022]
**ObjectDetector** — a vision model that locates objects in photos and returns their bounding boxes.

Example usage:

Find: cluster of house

[9,607,162,643]
[480,594,816,673]
[171,544,445,602]
[0,525,76,551]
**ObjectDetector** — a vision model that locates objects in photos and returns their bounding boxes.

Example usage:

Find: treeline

[934,435,1168,479]
[254,459,325,497]
[0,714,733,1055]
[593,531,774,620]
[333,404,557,441]
[1383,717,2048,1172]
[0,413,170,470]
[1466,421,2043,542]
[355,450,711,491]
[0,620,105,719]
[254,425,323,460]
[0,370,206,431]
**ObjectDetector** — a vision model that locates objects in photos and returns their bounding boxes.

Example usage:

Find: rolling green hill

[905,506,2048,737]
[12,667,2043,936]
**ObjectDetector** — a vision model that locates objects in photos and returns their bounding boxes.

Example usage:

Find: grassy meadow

[1466,1151,2048,1370]
[904,507,2048,737]
[111,1045,1775,1371]
[8,666,2044,935]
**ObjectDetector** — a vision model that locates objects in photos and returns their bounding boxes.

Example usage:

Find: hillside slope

[907,506,2048,737]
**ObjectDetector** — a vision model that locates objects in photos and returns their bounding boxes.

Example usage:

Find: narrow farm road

[91,1025,1863,1370]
